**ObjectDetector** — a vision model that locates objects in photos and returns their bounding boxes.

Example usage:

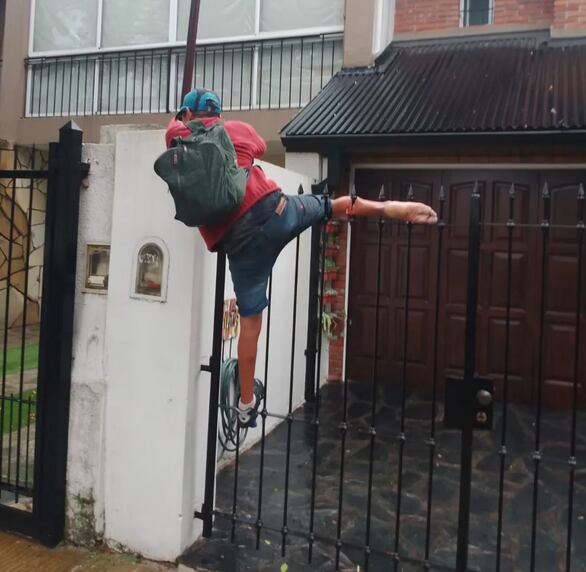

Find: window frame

[28,0,344,58]
[459,0,494,27]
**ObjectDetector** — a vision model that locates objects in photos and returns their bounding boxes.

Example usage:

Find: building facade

[283,0,586,406]
[0,0,377,160]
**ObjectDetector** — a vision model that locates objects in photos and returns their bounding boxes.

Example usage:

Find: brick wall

[327,221,348,382]
[394,0,566,35]
[494,0,554,24]
[395,0,460,34]
[554,0,586,29]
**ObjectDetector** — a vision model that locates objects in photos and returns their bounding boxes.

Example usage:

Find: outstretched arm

[332,196,438,225]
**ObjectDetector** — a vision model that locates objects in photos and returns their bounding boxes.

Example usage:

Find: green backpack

[154,120,247,227]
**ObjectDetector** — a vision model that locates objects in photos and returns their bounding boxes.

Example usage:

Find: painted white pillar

[102,130,214,560]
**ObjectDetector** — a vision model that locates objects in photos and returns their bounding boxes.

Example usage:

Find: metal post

[200,252,227,537]
[304,183,326,402]
[182,0,202,100]
[35,121,83,546]
[456,184,482,571]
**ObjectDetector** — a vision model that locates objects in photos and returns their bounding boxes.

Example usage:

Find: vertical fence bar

[530,183,550,572]
[0,154,18,484]
[364,186,386,571]
[393,185,415,570]
[496,184,516,572]
[278,39,284,109]
[240,43,245,110]
[334,187,357,570]
[288,42,293,108]
[281,186,303,556]
[455,182,482,572]
[68,56,74,115]
[255,273,273,549]
[258,42,264,109]
[298,38,304,106]
[565,183,584,572]
[201,253,227,538]
[7,395,14,488]
[25,396,32,490]
[423,185,446,570]
[308,185,329,564]
[14,153,36,502]
[56,60,61,115]
[230,414,240,543]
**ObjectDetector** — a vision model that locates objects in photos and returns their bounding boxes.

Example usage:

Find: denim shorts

[222,190,331,317]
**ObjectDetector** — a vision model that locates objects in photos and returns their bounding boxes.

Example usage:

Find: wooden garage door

[347,169,586,410]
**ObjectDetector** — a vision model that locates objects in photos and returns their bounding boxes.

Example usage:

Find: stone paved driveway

[182,382,586,572]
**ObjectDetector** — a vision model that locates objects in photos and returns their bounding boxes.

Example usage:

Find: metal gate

[0,123,83,546]
[195,179,585,571]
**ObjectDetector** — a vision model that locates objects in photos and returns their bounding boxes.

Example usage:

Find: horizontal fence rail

[25,34,343,118]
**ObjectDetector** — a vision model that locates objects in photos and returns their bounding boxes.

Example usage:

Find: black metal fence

[25,34,343,118]
[0,394,36,502]
[0,124,84,546]
[196,179,585,571]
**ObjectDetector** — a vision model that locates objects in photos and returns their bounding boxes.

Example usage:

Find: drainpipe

[181,0,202,99]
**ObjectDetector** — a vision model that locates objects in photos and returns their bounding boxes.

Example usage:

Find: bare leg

[332,196,438,224]
[238,313,263,404]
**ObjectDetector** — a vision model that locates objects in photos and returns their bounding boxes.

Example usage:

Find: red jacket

[165,117,279,251]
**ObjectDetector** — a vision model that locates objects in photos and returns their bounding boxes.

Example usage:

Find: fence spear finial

[472,180,480,198]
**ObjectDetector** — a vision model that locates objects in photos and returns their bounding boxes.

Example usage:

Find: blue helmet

[180,88,222,115]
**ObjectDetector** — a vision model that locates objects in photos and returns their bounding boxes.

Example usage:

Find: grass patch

[0,344,39,376]
[0,389,37,436]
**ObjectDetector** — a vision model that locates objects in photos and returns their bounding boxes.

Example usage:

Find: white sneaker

[237,379,265,428]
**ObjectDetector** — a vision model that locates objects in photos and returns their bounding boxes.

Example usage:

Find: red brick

[394,0,558,35]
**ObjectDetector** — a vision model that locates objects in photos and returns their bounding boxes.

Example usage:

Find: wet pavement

[181,382,586,572]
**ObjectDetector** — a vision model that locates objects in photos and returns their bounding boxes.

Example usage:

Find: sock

[239,397,254,410]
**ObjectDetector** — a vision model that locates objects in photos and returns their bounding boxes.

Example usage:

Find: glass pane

[258,37,343,108]
[33,0,99,52]
[467,0,491,25]
[174,45,254,111]
[260,0,344,33]
[177,0,255,41]
[28,59,96,116]
[135,244,163,297]
[102,0,170,48]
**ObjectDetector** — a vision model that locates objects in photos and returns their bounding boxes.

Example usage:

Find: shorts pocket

[259,199,297,248]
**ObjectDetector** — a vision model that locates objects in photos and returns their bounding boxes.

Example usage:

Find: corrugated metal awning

[281,34,586,146]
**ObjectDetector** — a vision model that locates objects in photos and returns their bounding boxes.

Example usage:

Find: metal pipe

[181,0,202,100]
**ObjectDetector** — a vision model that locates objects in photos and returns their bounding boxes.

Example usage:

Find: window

[461,0,493,27]
[33,0,99,52]
[176,0,256,41]
[27,0,344,116]
[30,0,345,55]
[102,0,170,48]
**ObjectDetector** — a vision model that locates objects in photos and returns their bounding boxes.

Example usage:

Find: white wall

[67,142,114,544]
[68,128,316,561]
